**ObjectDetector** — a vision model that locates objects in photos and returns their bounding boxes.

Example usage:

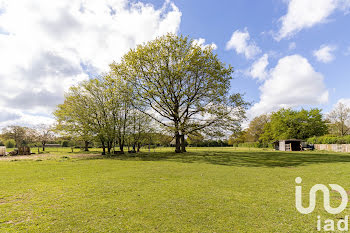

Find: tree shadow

[103,150,350,168]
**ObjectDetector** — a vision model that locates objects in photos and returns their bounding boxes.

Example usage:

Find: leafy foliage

[111,34,247,152]
[4,139,16,148]
[260,108,328,143]
[245,114,270,142]
[307,135,350,144]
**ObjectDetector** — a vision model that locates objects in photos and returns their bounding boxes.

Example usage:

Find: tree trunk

[101,141,106,155]
[42,143,45,152]
[137,143,140,152]
[175,132,181,153]
[107,141,112,154]
[118,138,124,152]
[84,141,89,152]
[180,134,186,153]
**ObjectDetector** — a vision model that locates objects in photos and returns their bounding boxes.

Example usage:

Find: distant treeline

[187,140,230,147]
[233,142,272,148]
[229,103,350,146]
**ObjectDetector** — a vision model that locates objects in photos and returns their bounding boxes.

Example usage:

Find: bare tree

[327,102,350,136]
[35,124,55,151]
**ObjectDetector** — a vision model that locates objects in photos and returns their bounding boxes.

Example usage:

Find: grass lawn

[1,147,350,232]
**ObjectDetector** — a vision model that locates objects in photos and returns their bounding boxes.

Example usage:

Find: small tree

[245,114,270,142]
[327,102,350,136]
[1,125,29,147]
[35,124,55,152]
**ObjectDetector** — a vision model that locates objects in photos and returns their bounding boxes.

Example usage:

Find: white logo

[295,177,348,215]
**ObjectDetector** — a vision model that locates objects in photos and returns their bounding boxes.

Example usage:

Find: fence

[314,144,350,153]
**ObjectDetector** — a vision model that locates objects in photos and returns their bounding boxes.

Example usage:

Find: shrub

[5,139,16,148]
[61,141,70,147]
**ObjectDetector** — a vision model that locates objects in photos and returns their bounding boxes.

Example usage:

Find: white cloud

[0,0,181,126]
[289,42,296,50]
[226,28,261,59]
[249,54,269,81]
[276,0,350,40]
[249,55,329,117]
[193,38,218,50]
[325,98,350,115]
[335,98,350,107]
[0,107,55,129]
[313,44,337,63]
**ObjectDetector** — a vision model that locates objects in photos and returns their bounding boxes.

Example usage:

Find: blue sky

[170,0,350,116]
[0,0,349,127]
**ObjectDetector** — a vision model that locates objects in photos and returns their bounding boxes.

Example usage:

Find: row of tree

[0,124,176,151]
[54,34,248,154]
[230,102,350,146]
[0,125,54,151]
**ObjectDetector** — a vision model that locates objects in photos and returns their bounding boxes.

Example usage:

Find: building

[274,139,303,151]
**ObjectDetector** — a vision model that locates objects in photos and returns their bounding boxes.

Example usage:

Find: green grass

[1,148,350,232]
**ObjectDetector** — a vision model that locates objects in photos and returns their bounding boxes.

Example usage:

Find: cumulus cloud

[276,0,350,40]
[249,55,329,117]
[0,0,182,126]
[192,38,217,50]
[226,28,261,59]
[334,98,350,108]
[325,98,350,115]
[249,54,269,81]
[313,44,337,63]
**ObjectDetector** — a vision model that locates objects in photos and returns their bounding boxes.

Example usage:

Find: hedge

[233,142,272,148]
[307,135,350,144]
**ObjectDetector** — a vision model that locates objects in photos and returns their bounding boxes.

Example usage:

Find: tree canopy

[260,108,328,143]
[111,34,247,153]
[54,76,154,154]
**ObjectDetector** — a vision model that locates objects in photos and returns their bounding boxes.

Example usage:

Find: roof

[278,139,303,142]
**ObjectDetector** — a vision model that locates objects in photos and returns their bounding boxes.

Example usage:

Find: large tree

[260,108,328,143]
[111,34,247,153]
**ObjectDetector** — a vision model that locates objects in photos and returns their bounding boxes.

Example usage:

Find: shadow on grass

[97,150,350,168]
